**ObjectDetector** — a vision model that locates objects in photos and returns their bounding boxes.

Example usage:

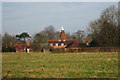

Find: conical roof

[59,27,67,40]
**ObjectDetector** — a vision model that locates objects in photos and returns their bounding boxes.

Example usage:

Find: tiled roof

[70,41,80,48]
[83,38,90,42]
[59,30,67,40]
[65,41,88,48]
[14,44,32,49]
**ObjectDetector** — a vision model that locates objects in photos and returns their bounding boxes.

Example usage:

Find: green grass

[2,52,118,78]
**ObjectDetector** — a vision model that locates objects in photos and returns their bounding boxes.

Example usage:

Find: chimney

[27,39,29,46]
[10,42,12,47]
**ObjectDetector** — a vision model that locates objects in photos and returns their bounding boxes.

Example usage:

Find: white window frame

[50,43,53,46]
[59,40,61,41]
[56,43,58,47]
[61,43,64,46]
[63,40,66,41]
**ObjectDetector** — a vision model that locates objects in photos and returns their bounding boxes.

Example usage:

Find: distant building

[48,27,87,49]
[48,27,73,49]
[14,40,33,52]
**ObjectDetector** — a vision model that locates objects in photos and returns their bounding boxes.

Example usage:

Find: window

[50,43,53,46]
[61,43,64,46]
[56,43,58,46]
[59,40,61,41]
[63,40,66,41]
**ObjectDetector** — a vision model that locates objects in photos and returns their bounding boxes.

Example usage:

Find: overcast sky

[2,2,118,36]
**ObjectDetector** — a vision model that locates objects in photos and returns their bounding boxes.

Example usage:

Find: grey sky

[2,2,118,36]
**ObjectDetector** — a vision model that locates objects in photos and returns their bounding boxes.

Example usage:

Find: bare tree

[31,25,56,51]
[72,30,85,43]
[2,32,17,52]
[87,5,118,47]
[100,5,118,26]
[44,25,55,40]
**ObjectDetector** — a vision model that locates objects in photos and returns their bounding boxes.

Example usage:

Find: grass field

[2,52,118,78]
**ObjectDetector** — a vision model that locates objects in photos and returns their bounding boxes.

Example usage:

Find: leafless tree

[87,5,118,47]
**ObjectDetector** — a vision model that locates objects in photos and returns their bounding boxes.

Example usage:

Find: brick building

[14,40,33,52]
[48,27,87,49]
[48,27,73,49]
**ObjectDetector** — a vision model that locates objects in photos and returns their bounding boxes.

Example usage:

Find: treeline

[87,5,119,47]
[1,26,86,52]
[2,33,17,52]
[1,5,119,52]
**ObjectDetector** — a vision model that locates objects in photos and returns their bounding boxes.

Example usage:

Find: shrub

[2,46,16,52]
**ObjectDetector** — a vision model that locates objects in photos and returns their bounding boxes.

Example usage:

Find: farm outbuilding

[48,27,88,51]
